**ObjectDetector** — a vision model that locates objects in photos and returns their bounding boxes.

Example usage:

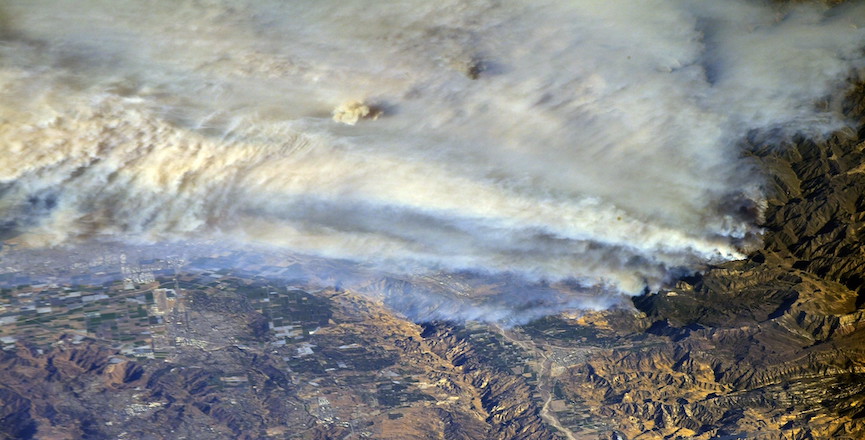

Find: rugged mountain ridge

[0,285,561,440]
[549,76,865,439]
[2,65,865,440]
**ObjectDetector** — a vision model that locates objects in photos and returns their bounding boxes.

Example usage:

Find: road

[493,326,580,440]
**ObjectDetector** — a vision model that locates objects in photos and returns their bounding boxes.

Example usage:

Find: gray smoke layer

[1,0,864,321]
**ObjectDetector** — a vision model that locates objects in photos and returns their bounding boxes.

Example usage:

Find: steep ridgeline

[556,77,865,439]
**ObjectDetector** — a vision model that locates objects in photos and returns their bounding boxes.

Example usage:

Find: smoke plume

[1,0,864,321]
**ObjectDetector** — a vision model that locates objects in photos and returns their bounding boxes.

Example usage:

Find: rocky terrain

[0,279,559,440]
[537,77,865,439]
[2,59,865,440]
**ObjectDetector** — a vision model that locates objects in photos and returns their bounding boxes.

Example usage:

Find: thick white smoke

[1,0,864,320]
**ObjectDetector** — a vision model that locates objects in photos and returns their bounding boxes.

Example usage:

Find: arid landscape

[3,1,865,439]
[3,84,865,437]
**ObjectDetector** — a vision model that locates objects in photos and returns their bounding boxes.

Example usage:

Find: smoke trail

[1,0,864,320]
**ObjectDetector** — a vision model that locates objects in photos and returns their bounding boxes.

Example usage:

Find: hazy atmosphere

[2,0,865,321]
